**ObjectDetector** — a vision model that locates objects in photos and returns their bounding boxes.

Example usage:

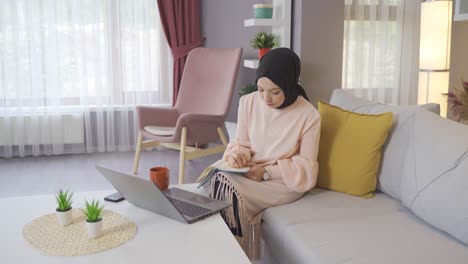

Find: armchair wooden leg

[178,127,187,184]
[217,127,228,146]
[133,133,143,174]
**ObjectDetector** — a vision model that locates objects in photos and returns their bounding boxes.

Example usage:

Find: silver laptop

[96,166,231,224]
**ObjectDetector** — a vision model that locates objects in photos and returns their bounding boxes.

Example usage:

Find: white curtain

[0,0,173,158]
[342,0,420,105]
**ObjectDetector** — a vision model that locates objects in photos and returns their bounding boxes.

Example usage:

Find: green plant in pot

[55,189,73,226]
[239,83,257,97]
[83,199,104,239]
[250,31,278,59]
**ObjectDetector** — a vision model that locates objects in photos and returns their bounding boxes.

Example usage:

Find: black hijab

[256,48,309,109]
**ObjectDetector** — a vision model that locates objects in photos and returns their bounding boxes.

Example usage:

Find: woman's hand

[245,166,264,182]
[223,140,253,168]
[226,152,247,168]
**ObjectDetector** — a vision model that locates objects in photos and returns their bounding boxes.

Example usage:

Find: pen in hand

[236,138,241,168]
[234,138,243,168]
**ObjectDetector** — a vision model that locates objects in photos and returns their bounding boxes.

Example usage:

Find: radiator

[0,114,85,145]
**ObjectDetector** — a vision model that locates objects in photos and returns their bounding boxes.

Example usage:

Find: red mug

[150,167,169,190]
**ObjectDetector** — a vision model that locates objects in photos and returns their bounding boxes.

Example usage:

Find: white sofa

[262,89,468,264]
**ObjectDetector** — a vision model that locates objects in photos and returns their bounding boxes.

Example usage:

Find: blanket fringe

[209,172,262,260]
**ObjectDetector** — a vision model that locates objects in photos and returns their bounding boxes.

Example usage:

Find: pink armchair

[133,47,242,184]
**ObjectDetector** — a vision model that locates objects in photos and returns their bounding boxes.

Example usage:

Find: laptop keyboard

[167,197,211,218]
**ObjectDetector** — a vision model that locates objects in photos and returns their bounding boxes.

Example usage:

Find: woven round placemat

[23,209,137,256]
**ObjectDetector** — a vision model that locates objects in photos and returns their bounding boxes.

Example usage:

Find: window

[342,0,420,105]
[0,0,172,108]
[343,0,402,90]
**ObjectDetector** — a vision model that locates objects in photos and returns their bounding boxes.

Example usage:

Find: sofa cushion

[329,89,440,199]
[317,101,393,198]
[400,110,468,245]
[262,189,468,264]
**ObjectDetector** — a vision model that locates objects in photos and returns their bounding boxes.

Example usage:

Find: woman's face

[257,77,285,108]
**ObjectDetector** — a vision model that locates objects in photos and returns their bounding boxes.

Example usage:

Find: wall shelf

[244,18,275,27]
[242,0,291,70]
[244,59,259,69]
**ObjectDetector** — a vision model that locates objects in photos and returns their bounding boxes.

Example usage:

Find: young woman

[209,48,321,247]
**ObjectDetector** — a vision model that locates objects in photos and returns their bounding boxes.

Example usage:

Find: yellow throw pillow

[317,101,393,198]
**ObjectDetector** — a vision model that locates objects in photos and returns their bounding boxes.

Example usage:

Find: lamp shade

[419,1,452,70]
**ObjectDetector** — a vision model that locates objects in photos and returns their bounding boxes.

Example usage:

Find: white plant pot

[86,220,103,239]
[56,209,73,226]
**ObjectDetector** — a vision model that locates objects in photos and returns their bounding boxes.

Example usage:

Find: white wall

[299,0,344,105]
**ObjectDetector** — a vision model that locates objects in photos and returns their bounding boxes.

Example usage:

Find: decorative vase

[258,48,271,59]
[86,219,103,239]
[56,208,72,226]
[253,3,273,18]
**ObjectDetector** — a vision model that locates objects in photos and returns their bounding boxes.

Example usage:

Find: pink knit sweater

[223,92,321,193]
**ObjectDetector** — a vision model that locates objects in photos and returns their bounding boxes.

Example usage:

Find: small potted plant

[83,199,104,239]
[239,83,257,97]
[55,189,73,226]
[250,31,279,59]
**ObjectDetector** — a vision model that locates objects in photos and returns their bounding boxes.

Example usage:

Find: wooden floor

[0,149,221,198]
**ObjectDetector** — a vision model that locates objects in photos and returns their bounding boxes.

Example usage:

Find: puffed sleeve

[223,95,252,162]
[265,112,321,193]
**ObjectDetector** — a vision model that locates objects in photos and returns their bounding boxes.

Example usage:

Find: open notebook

[196,160,250,188]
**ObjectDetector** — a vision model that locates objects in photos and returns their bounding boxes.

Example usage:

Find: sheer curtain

[0,0,173,158]
[342,0,421,105]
